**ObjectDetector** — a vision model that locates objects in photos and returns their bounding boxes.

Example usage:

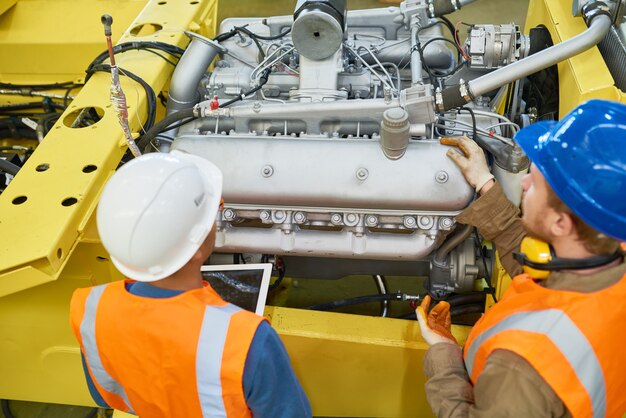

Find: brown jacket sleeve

[424,344,571,418]
[455,182,525,277]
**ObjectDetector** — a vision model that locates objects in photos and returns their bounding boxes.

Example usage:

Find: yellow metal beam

[0,0,218,297]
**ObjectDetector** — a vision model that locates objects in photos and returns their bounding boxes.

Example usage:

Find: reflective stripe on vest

[464,309,606,418]
[80,285,135,414]
[197,303,241,418]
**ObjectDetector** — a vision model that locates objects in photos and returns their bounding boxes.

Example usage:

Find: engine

[143,0,609,300]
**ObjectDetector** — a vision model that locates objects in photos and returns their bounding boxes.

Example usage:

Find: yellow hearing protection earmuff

[513,237,623,279]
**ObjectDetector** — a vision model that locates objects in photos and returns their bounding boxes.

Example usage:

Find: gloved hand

[416,295,458,346]
[440,136,494,193]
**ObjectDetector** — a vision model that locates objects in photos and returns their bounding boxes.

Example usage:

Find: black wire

[86,41,185,74]
[269,259,285,292]
[86,64,157,134]
[232,26,266,60]
[474,228,497,302]
[0,81,83,91]
[156,117,197,132]
[141,48,179,66]
[438,16,457,39]
[419,37,466,78]
[243,26,291,41]
[458,106,477,140]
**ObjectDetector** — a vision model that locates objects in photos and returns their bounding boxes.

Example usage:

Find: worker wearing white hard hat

[70,151,311,418]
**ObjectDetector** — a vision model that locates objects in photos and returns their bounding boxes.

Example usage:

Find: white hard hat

[96,150,223,282]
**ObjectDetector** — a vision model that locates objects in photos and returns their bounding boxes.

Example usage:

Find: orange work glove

[416,295,458,346]
[440,136,494,193]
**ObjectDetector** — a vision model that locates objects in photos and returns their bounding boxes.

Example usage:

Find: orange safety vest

[69,280,265,418]
[463,272,626,418]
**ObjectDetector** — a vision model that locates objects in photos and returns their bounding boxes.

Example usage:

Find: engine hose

[306,293,407,311]
[445,292,487,306]
[136,107,196,151]
[450,303,485,317]
[433,224,474,265]
[428,0,462,18]
[0,158,20,176]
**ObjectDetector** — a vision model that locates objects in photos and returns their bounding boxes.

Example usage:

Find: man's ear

[550,211,576,238]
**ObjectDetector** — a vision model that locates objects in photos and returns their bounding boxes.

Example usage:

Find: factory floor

[0,0,528,417]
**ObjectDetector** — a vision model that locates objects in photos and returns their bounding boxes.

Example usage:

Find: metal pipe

[433,224,473,265]
[410,18,423,85]
[468,11,611,99]
[167,32,226,114]
[373,275,389,317]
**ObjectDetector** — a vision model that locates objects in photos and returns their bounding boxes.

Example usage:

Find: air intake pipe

[436,1,612,111]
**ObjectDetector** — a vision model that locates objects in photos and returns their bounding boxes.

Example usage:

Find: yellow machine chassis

[0,0,623,416]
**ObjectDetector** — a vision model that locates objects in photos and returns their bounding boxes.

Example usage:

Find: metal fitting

[403,216,417,229]
[459,79,472,102]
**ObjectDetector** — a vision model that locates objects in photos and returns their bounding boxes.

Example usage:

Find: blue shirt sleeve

[81,353,111,408]
[243,321,312,418]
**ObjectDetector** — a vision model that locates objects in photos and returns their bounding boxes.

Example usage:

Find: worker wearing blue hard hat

[418,99,626,417]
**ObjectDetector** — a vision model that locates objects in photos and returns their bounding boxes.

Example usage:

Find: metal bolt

[260,210,271,221]
[294,211,306,224]
[253,101,262,113]
[330,213,343,225]
[223,208,235,221]
[418,216,434,229]
[346,213,357,223]
[274,210,285,221]
[403,216,417,228]
[356,168,369,180]
[435,170,449,184]
[439,217,454,229]
[365,215,378,227]
[261,165,274,177]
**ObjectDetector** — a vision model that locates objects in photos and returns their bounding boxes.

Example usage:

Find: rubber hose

[0,158,20,176]
[306,293,405,311]
[136,107,195,151]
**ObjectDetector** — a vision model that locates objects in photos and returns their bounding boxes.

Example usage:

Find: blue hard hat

[515,99,626,242]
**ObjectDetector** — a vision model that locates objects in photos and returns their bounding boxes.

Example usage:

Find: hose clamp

[459,79,472,102]
[451,0,461,11]
[581,1,611,25]
[435,87,445,112]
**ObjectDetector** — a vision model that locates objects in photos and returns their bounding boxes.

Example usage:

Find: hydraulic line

[306,293,418,312]
[373,275,389,317]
